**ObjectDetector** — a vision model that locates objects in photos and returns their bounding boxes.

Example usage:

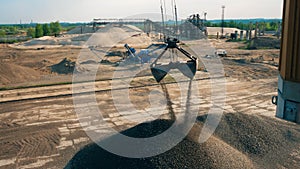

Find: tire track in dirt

[0,123,61,167]
[160,83,176,121]
[223,59,278,81]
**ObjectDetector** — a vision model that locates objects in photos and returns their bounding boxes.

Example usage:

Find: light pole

[221,5,225,38]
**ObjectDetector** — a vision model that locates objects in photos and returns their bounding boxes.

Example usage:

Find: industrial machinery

[150,0,198,83]
[150,37,198,83]
[124,38,198,83]
[124,43,167,64]
[187,13,207,33]
[124,44,140,62]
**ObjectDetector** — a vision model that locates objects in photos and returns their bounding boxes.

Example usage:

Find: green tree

[223,22,229,28]
[237,22,247,30]
[259,22,266,32]
[265,22,272,31]
[270,21,278,30]
[206,21,212,27]
[0,29,5,37]
[27,27,35,38]
[8,26,18,35]
[228,20,236,28]
[35,24,43,38]
[42,24,51,36]
[50,21,61,37]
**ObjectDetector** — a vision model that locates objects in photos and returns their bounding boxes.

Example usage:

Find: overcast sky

[0,0,284,24]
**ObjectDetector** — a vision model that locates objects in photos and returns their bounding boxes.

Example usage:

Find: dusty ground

[0,25,150,88]
[1,26,300,169]
[0,44,81,87]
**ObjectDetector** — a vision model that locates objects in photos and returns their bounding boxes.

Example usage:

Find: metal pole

[221,5,225,37]
[174,0,179,36]
[160,0,165,41]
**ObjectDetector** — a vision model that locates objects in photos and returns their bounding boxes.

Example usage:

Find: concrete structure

[235,31,238,40]
[255,22,258,38]
[275,0,300,123]
[240,31,244,40]
[246,30,249,40]
[248,30,252,40]
[92,18,148,30]
[277,22,282,39]
[144,20,153,33]
[249,23,253,39]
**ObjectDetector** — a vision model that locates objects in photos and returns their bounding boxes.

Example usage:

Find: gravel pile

[66,113,300,169]
[65,119,254,169]
[50,58,76,74]
[210,113,300,168]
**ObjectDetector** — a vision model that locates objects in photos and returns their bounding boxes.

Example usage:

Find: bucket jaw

[151,60,197,83]
[151,65,170,83]
[150,38,198,83]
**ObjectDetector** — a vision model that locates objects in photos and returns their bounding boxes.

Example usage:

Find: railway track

[0,73,218,104]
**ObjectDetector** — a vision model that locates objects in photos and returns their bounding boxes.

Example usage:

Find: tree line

[0,26,22,37]
[27,21,61,38]
[206,21,281,31]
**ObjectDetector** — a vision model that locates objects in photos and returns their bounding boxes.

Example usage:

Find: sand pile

[50,58,76,74]
[21,34,90,47]
[0,63,40,86]
[122,25,143,33]
[66,24,142,35]
[67,26,96,34]
[23,36,57,46]
[70,34,91,42]
[87,25,152,48]
[120,25,152,47]
[120,34,152,47]
[12,25,149,49]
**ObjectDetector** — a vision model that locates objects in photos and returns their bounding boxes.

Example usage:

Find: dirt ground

[2,25,300,169]
[0,44,81,87]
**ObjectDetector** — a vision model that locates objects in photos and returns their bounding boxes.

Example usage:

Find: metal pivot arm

[150,39,198,82]
[176,46,197,61]
[147,44,167,54]
[150,38,197,68]
[150,47,168,67]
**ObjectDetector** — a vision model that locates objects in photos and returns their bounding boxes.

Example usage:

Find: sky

[0,0,284,24]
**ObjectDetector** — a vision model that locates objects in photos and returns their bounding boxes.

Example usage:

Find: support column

[246,30,249,40]
[234,31,238,40]
[276,0,300,123]
[240,31,244,40]
[255,22,258,38]
[249,22,253,39]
